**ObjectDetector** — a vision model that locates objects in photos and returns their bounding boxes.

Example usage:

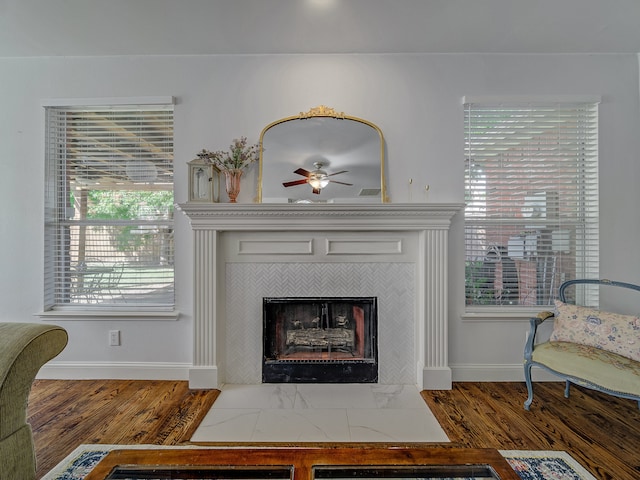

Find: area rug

[42,444,597,480]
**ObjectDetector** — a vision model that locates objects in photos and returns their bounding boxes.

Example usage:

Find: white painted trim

[421,367,453,390]
[325,237,403,255]
[35,310,180,321]
[37,362,190,381]
[189,366,219,390]
[452,363,563,382]
[461,310,541,322]
[462,95,601,105]
[37,362,562,385]
[177,203,462,231]
[179,203,462,391]
[237,238,313,255]
[41,96,175,107]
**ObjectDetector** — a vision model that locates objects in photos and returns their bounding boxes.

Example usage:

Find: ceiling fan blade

[327,170,348,176]
[312,187,321,194]
[283,179,309,187]
[294,168,311,177]
[330,180,353,186]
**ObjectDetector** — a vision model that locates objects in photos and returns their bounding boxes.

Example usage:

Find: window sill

[35,310,180,321]
[462,307,544,322]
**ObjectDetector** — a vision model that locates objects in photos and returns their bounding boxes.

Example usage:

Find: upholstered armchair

[0,323,68,480]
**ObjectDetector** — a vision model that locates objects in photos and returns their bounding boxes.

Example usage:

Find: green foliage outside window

[86,191,173,220]
[465,261,495,305]
[73,190,174,256]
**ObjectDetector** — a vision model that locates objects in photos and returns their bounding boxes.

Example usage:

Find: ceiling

[1,0,640,57]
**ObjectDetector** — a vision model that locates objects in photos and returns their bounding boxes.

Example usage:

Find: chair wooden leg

[524,362,534,410]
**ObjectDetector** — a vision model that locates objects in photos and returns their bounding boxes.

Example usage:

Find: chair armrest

[524,312,555,361]
[536,311,555,322]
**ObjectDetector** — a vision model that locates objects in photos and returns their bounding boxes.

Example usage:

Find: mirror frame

[256,105,388,203]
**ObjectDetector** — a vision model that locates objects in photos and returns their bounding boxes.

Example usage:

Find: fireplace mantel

[178,202,462,390]
[178,203,461,231]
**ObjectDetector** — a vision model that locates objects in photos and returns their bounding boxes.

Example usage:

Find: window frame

[40,97,178,319]
[462,96,600,317]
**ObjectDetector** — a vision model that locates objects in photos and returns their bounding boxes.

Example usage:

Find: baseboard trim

[421,366,453,390]
[189,366,219,389]
[452,363,562,382]
[37,362,562,383]
[37,361,190,381]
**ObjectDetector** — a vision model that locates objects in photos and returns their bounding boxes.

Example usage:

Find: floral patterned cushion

[550,300,640,362]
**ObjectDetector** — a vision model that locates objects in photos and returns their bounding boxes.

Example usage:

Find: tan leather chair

[0,323,68,480]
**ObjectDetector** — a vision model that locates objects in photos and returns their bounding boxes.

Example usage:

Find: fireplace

[178,203,461,390]
[262,297,378,383]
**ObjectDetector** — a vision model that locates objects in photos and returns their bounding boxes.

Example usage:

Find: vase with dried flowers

[198,137,259,203]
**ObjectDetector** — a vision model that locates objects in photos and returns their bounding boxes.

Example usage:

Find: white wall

[1,53,639,382]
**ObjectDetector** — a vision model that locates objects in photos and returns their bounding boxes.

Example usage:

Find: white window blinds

[464,101,599,308]
[44,103,175,310]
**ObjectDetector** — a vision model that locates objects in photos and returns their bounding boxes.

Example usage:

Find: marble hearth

[178,203,461,390]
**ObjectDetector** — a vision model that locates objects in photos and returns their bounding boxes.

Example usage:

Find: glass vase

[223,169,243,203]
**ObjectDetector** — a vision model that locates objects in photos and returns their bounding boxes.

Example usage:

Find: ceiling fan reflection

[282,162,352,194]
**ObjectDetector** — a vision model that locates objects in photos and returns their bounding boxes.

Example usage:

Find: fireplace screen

[262,297,378,383]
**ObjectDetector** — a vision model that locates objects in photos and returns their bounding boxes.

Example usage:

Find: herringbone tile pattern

[224,263,414,384]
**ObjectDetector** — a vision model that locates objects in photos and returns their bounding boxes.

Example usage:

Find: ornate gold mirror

[257,106,388,203]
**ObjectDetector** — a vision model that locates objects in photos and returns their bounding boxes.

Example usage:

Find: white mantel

[178,203,462,390]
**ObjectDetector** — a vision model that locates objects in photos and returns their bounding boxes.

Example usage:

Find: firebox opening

[262,297,378,383]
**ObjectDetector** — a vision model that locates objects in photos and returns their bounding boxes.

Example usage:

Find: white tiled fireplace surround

[179,203,461,391]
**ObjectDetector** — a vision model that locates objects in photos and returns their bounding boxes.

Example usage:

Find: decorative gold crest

[298,105,345,119]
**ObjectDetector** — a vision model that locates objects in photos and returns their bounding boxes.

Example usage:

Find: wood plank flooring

[28,380,218,478]
[421,382,640,480]
[28,380,640,480]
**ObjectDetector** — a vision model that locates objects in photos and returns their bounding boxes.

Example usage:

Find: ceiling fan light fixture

[308,162,330,189]
[308,172,330,189]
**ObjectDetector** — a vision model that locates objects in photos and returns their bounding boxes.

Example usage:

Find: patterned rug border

[500,449,596,480]
[42,444,597,480]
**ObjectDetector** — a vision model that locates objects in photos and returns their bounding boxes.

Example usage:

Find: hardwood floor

[28,380,640,480]
[28,380,219,478]
[421,382,640,480]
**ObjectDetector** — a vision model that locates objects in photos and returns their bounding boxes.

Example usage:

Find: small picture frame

[188,158,220,202]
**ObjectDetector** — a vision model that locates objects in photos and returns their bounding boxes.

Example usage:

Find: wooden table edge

[85,445,520,480]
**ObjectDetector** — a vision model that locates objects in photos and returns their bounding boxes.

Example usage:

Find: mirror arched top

[257,106,388,203]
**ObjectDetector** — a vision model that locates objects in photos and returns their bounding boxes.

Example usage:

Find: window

[464,100,599,309]
[44,100,175,311]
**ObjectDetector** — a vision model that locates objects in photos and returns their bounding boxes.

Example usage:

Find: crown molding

[177,203,463,231]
